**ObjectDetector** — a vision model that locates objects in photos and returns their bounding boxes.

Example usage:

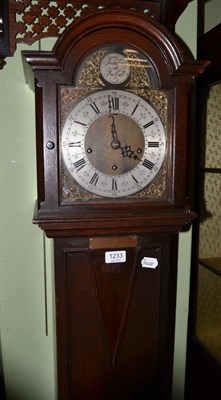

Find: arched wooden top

[23,9,207,90]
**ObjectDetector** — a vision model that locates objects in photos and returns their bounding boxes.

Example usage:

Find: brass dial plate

[60,44,168,201]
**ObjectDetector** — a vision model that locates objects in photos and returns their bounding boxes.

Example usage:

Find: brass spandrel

[59,45,168,202]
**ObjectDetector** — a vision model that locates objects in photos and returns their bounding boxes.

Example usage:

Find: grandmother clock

[22,4,206,399]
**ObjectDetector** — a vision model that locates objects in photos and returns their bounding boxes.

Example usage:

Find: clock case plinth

[22,9,206,238]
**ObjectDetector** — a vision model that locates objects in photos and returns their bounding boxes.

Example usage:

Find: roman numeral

[148,141,159,147]
[89,172,99,186]
[131,103,139,115]
[142,159,154,170]
[112,178,117,191]
[132,174,139,184]
[90,102,100,114]
[73,158,87,171]
[108,96,119,111]
[74,120,86,126]
[143,121,154,129]
[112,97,119,110]
[68,141,81,147]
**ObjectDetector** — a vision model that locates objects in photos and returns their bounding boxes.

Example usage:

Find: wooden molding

[0,0,193,68]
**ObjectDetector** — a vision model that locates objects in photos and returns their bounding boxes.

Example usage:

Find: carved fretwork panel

[9,0,159,50]
[0,1,194,67]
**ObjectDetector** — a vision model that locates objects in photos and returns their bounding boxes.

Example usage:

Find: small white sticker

[141,257,158,269]
[105,250,126,264]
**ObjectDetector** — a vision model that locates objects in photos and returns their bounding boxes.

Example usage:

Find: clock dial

[100,52,130,84]
[61,90,166,198]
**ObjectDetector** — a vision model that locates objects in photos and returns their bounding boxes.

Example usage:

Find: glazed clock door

[61,89,166,198]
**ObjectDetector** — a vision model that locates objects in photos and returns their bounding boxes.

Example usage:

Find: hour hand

[111,138,121,150]
[120,144,142,161]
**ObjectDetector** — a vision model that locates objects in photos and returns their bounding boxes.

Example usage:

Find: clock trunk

[54,234,178,399]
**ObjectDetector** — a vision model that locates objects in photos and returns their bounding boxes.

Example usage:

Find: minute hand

[110,115,122,150]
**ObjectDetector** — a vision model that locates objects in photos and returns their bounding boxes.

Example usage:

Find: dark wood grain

[54,234,178,399]
[20,6,207,399]
[22,10,207,237]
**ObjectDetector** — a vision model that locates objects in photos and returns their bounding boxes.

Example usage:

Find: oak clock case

[60,45,167,201]
[22,10,200,229]
[22,9,206,400]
